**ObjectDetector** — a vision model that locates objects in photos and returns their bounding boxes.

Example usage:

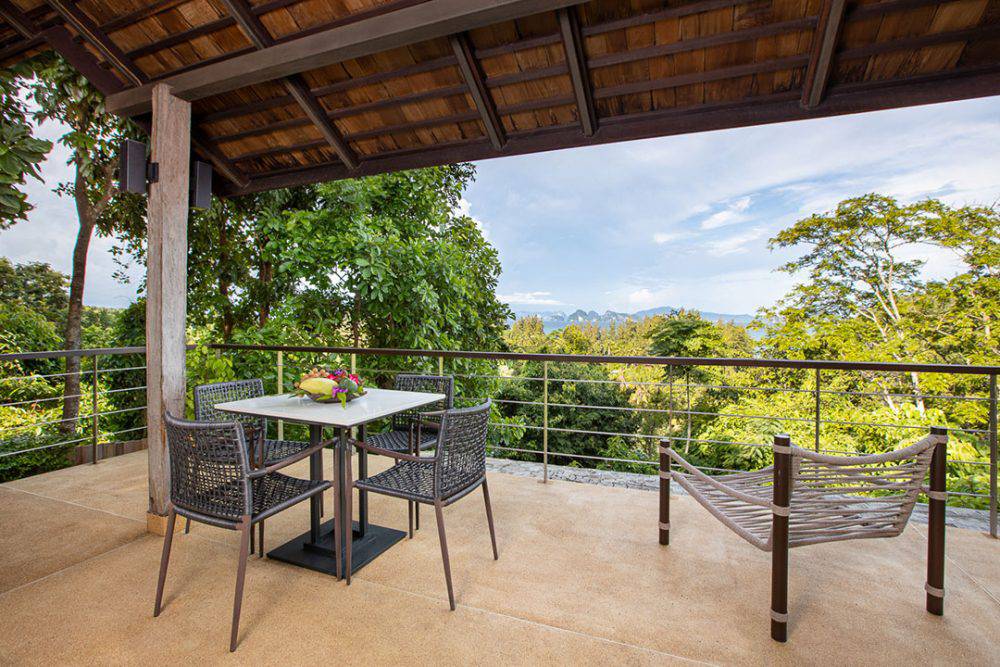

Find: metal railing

[208,343,1000,538]
[0,347,148,466]
[2,343,997,538]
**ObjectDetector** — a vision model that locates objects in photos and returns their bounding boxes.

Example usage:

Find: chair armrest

[354,440,438,463]
[247,440,330,478]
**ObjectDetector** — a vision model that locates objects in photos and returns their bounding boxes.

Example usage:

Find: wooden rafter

[44,0,144,86]
[37,0,249,188]
[105,0,590,116]
[557,7,596,136]
[801,0,847,109]
[218,0,358,170]
[450,33,506,150]
[0,0,34,37]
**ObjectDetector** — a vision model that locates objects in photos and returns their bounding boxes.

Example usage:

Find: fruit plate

[301,389,367,404]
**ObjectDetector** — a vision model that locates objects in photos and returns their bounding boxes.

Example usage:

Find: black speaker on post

[118,139,148,195]
[190,161,213,209]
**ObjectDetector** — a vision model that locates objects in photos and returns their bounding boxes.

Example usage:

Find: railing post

[927,425,948,613]
[277,351,284,441]
[91,354,99,464]
[814,368,821,452]
[989,374,997,538]
[771,433,791,642]
[542,360,549,483]
[659,438,670,545]
[438,355,444,376]
[684,366,692,453]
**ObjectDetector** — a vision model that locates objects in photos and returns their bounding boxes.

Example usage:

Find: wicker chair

[360,374,454,534]
[346,400,498,609]
[154,412,330,652]
[661,428,948,642]
[194,379,313,552]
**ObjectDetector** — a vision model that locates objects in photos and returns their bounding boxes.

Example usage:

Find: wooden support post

[770,433,792,642]
[146,83,191,530]
[659,439,670,545]
[926,426,948,615]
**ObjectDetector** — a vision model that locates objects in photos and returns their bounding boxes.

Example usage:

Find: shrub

[0,431,75,482]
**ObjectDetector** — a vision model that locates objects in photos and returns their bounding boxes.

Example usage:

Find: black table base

[267,519,406,576]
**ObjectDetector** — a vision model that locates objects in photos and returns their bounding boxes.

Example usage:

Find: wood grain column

[146,83,191,531]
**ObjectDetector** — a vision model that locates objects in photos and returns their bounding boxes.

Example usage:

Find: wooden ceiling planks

[1,0,996,193]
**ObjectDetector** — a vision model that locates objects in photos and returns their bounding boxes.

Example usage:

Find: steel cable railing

[1,344,997,537]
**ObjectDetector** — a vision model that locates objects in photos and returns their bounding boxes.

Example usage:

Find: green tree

[29,56,144,435]
[0,258,69,325]
[0,65,52,226]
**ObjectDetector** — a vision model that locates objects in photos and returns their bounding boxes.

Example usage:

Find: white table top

[214,387,446,428]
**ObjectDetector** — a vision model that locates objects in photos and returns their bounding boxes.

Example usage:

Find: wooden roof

[2,0,998,196]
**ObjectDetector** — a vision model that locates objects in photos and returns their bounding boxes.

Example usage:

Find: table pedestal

[266,425,404,576]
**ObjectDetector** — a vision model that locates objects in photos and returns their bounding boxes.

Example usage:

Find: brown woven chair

[154,412,330,652]
[661,428,948,642]
[194,379,314,553]
[359,374,454,536]
[346,400,498,609]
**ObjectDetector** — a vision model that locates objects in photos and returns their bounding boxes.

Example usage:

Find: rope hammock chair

[660,428,948,642]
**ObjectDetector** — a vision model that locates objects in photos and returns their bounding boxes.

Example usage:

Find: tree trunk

[258,257,272,326]
[59,165,98,436]
[218,215,234,341]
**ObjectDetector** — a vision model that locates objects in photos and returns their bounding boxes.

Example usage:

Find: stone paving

[486,457,993,533]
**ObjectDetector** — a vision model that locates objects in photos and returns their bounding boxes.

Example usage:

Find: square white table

[215,387,445,577]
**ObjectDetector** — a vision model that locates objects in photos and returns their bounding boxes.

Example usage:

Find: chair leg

[434,500,455,610]
[230,519,251,653]
[153,507,177,617]
[482,480,499,560]
[408,501,414,538]
[184,517,190,534]
[416,503,420,531]
[249,521,255,555]
[258,521,265,559]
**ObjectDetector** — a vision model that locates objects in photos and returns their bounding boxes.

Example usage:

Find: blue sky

[1,96,998,314]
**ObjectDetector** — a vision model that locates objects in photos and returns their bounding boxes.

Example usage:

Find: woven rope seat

[364,429,437,454]
[668,434,941,551]
[356,460,481,503]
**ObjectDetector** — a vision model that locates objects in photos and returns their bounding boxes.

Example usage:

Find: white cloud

[498,291,564,306]
[700,196,753,230]
[706,228,766,257]
[652,231,682,244]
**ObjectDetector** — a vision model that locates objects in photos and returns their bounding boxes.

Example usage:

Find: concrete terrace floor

[0,451,998,666]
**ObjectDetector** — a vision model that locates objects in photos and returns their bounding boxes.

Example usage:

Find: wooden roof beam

[106,0,590,116]
[219,0,358,170]
[450,33,506,150]
[39,0,248,188]
[223,64,1000,196]
[557,7,595,136]
[0,0,35,37]
[801,0,846,109]
[44,0,145,86]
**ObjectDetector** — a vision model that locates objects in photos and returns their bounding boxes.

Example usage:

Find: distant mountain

[511,307,754,333]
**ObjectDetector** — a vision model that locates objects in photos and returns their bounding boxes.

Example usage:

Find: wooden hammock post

[926,426,948,615]
[770,433,792,642]
[659,439,670,545]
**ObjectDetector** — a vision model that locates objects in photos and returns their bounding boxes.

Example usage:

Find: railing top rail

[0,346,147,362]
[206,343,1000,376]
[3,344,998,376]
